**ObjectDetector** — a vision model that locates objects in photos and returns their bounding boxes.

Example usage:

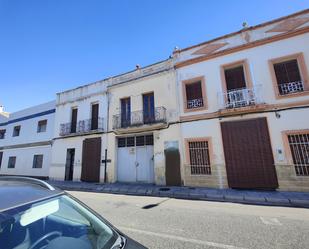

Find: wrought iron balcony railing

[113,106,166,129]
[218,85,263,109]
[59,118,104,136]
[279,81,304,95]
[187,98,204,109]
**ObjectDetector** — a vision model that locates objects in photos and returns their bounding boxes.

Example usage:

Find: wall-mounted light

[275,112,281,119]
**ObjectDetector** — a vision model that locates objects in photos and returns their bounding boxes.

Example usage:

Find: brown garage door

[221,118,278,189]
[81,137,101,182]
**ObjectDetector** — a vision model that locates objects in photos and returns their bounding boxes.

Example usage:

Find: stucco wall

[106,66,181,185]
[177,33,309,116]
[50,133,108,182]
[0,145,51,177]
[180,108,309,191]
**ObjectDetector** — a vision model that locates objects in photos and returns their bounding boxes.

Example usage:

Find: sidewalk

[47,180,309,208]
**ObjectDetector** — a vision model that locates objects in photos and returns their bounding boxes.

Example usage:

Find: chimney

[0,105,4,113]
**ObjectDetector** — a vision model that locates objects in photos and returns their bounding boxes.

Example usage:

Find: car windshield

[0,194,118,249]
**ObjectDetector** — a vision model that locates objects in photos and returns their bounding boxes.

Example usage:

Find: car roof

[0,178,63,212]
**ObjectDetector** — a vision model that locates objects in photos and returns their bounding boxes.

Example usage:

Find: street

[69,191,309,249]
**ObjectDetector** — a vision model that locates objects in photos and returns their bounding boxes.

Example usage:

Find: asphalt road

[69,191,309,249]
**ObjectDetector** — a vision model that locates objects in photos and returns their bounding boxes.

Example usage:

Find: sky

[0,0,308,112]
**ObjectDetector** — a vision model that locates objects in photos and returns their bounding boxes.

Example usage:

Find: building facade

[174,9,309,191]
[49,81,109,182]
[106,59,180,185]
[0,101,55,178]
[2,9,308,192]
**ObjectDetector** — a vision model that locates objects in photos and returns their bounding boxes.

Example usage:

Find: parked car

[0,176,147,249]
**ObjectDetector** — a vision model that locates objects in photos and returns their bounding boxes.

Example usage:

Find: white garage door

[117,135,154,183]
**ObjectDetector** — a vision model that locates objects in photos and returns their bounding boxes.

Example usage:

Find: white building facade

[49,81,109,182]
[0,101,55,178]
[2,9,309,192]
[174,9,309,191]
[106,59,180,185]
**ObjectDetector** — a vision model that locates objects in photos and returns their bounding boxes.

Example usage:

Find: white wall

[0,101,55,177]
[0,145,51,177]
[177,33,309,116]
[0,101,55,146]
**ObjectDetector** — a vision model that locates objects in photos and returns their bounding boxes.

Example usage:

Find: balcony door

[224,65,251,107]
[70,108,78,133]
[224,65,246,91]
[121,98,131,128]
[143,93,155,124]
[91,103,99,130]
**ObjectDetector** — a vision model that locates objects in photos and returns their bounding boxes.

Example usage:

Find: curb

[55,184,309,209]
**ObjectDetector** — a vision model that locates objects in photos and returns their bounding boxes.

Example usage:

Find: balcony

[59,118,104,136]
[279,81,304,95]
[218,85,263,109]
[113,106,167,130]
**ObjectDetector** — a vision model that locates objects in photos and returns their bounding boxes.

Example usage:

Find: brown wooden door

[221,118,278,189]
[81,137,101,182]
[165,149,181,186]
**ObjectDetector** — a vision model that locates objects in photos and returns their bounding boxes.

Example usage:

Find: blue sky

[0,0,308,112]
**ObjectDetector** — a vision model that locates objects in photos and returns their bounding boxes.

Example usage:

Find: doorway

[65,148,75,181]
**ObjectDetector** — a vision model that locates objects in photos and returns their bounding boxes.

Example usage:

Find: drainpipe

[173,58,185,186]
[104,87,111,183]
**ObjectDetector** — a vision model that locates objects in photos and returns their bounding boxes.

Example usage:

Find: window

[224,65,246,91]
[0,129,5,139]
[71,108,78,133]
[13,126,21,137]
[117,137,126,147]
[182,77,206,112]
[117,135,153,147]
[186,139,211,175]
[8,156,16,168]
[269,53,308,98]
[91,103,99,130]
[126,137,135,147]
[220,60,254,108]
[145,135,154,145]
[33,154,43,168]
[0,152,3,168]
[37,120,47,133]
[186,82,203,109]
[121,98,131,128]
[287,133,309,176]
[274,59,303,95]
[143,93,155,124]
[136,136,145,146]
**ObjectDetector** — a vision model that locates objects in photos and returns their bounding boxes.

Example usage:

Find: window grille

[288,133,309,176]
[188,140,211,175]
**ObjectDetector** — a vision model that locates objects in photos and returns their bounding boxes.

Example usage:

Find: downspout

[104,86,111,183]
[173,56,186,186]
